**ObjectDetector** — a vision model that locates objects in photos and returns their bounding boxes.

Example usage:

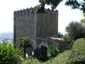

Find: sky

[0,0,84,34]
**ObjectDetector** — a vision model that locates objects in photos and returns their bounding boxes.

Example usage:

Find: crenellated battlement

[14,8,58,17]
[14,8,36,16]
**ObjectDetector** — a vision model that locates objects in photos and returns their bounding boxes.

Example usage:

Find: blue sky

[0,0,84,34]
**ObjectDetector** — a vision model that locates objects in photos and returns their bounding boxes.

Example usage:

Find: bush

[0,41,21,64]
[34,44,59,61]
[22,50,71,64]
[69,38,85,64]
[50,50,71,64]
[62,34,74,50]
[48,44,59,57]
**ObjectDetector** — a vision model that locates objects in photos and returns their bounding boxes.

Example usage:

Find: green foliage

[56,34,73,52]
[63,34,73,43]
[66,21,85,40]
[39,0,63,10]
[65,0,80,9]
[72,38,85,52]
[34,44,59,61]
[0,42,21,64]
[50,50,71,64]
[63,34,74,50]
[22,50,71,64]
[65,0,85,13]
[69,38,85,63]
[18,37,31,47]
[18,37,31,58]
[34,5,45,13]
[34,0,45,13]
[38,0,85,13]
[36,7,45,13]
[48,44,59,57]
[21,38,85,64]
[55,32,63,38]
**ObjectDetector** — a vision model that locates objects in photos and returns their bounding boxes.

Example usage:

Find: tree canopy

[39,0,85,13]
[66,21,85,40]
[65,0,85,13]
[39,0,63,10]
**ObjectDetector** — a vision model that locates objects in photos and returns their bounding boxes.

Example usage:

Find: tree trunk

[24,45,26,58]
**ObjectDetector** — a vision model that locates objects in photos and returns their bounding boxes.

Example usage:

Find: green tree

[38,0,85,13]
[65,0,85,13]
[39,0,63,10]
[66,21,85,40]
[18,37,31,58]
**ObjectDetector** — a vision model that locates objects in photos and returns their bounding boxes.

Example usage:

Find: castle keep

[14,8,58,49]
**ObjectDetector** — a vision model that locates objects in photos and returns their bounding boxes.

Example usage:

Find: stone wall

[14,8,58,49]
[14,8,36,49]
[36,11,58,37]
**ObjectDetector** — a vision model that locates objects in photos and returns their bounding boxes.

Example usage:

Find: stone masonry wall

[14,8,58,49]
[36,10,58,37]
[14,8,36,49]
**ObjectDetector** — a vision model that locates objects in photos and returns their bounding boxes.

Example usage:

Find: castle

[14,8,58,53]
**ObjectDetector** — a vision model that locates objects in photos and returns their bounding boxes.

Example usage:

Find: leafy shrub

[0,42,21,64]
[34,44,59,61]
[62,34,74,50]
[49,50,71,64]
[22,50,71,64]
[69,38,85,64]
[57,34,74,52]
[48,44,59,57]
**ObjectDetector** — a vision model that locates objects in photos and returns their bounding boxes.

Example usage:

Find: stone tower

[14,8,58,49]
